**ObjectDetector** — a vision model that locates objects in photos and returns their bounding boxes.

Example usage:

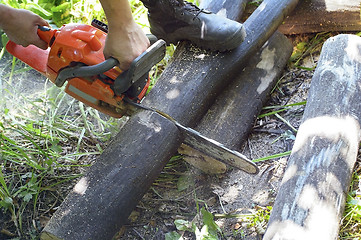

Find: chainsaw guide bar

[125,100,259,174]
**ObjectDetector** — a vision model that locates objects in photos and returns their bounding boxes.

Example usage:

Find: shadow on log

[264,34,361,239]
[41,0,299,239]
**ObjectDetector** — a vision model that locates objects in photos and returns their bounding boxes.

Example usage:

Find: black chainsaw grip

[54,58,118,87]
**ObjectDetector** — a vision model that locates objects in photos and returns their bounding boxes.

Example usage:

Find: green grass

[340,167,361,239]
[0,0,183,237]
[0,0,155,237]
[0,73,117,236]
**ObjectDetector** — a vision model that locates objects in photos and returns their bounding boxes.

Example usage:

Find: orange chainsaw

[6,19,166,118]
[6,19,259,174]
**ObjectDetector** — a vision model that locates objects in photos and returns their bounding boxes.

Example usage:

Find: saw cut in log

[279,0,361,34]
[41,0,299,239]
[179,31,293,174]
[264,34,361,240]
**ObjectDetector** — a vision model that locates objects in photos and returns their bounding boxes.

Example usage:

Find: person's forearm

[98,0,149,70]
[99,0,135,29]
[0,4,15,30]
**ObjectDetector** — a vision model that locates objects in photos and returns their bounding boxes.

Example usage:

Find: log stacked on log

[176,0,251,174]
[179,31,293,174]
[264,34,361,239]
[40,0,299,239]
[279,0,361,34]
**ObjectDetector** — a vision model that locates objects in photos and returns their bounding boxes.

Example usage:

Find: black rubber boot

[141,0,246,52]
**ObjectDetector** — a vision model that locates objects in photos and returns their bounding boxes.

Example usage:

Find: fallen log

[279,0,361,34]
[179,31,293,174]
[40,0,299,239]
[264,34,361,239]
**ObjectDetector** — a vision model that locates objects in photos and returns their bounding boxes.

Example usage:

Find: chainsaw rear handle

[54,58,118,87]
[54,38,166,92]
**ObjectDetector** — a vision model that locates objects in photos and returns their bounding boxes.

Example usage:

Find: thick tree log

[179,31,293,174]
[279,0,361,34]
[41,0,299,239]
[264,34,361,239]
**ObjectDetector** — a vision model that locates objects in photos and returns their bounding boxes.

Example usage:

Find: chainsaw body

[6,21,166,117]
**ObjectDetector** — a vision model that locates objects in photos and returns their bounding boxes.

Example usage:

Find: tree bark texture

[279,0,361,34]
[264,34,361,240]
[179,31,293,174]
[41,0,299,239]
[199,0,250,22]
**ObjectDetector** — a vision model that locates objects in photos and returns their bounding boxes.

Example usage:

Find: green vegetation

[1,0,106,26]
[0,0,149,238]
[165,207,223,240]
[340,168,361,239]
[0,69,120,237]
[0,0,186,238]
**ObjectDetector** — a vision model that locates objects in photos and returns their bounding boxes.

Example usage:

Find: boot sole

[152,24,247,52]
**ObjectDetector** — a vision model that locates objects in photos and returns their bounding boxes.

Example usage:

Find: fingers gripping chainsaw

[6,19,165,118]
[6,20,259,174]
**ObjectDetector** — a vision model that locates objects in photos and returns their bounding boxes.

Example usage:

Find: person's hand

[104,21,150,70]
[0,6,49,50]
[98,0,149,70]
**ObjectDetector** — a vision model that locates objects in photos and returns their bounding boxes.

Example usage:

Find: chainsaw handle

[113,39,166,95]
[54,57,118,87]
[54,39,166,93]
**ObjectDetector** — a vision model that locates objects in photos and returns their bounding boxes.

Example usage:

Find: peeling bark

[264,34,361,240]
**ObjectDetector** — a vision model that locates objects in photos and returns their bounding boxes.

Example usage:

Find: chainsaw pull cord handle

[37,25,57,47]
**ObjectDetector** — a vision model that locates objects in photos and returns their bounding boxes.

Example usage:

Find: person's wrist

[107,16,137,33]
